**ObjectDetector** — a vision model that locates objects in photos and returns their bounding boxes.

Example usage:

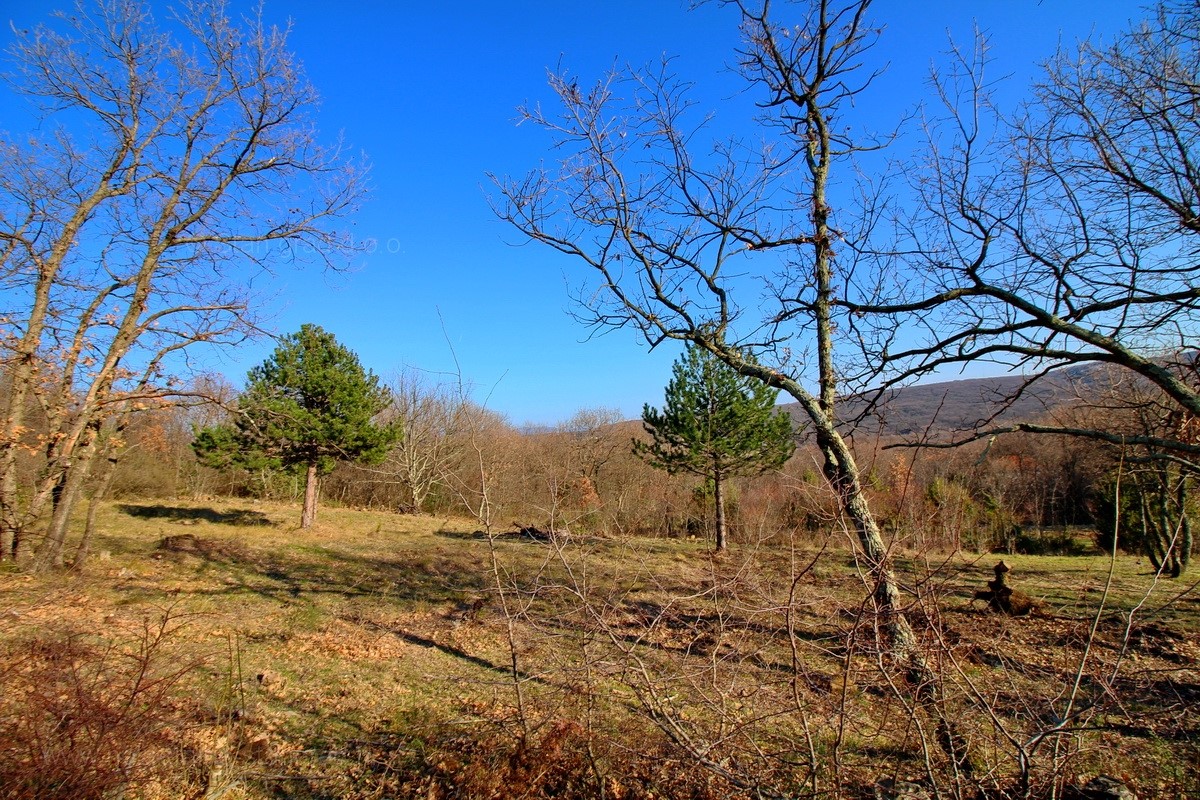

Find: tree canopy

[195,324,399,528]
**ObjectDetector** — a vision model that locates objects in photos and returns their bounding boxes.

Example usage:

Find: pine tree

[636,345,795,550]
[194,324,399,528]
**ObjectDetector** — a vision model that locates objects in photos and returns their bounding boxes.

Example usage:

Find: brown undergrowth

[0,608,209,800]
[0,500,1196,798]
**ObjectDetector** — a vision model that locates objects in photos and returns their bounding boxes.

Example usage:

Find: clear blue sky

[1,0,1143,426]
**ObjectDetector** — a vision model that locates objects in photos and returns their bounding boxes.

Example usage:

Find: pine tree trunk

[301,461,319,528]
[713,469,727,551]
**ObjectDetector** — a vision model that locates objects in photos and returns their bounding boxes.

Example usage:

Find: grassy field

[1,499,1197,799]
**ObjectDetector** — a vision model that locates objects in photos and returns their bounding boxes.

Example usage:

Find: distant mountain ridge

[779,367,1098,440]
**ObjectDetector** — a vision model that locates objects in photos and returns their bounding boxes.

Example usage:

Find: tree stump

[874,778,932,800]
[1064,776,1138,800]
[974,560,1037,616]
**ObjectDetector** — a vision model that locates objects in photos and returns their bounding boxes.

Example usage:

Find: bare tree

[559,407,624,489]
[381,370,472,514]
[817,0,1200,573]
[325,370,479,514]
[853,1,1200,456]
[493,0,974,771]
[536,407,625,534]
[0,0,365,566]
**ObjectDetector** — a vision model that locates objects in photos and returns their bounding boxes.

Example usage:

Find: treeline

[78,373,1113,551]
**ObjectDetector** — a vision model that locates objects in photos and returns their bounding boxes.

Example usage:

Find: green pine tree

[636,345,795,550]
[194,324,399,528]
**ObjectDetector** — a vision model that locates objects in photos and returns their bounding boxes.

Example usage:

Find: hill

[780,368,1098,439]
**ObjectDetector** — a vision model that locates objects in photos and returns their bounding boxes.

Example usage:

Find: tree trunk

[713,469,727,551]
[73,451,120,570]
[32,421,104,572]
[1171,476,1192,577]
[818,424,973,774]
[0,271,62,563]
[409,477,429,515]
[0,447,22,562]
[301,461,319,528]
[0,408,29,562]
[0,522,17,562]
[1181,514,1193,575]
[813,425,917,653]
[33,457,91,572]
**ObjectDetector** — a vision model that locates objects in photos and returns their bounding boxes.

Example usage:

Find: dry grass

[0,500,1196,798]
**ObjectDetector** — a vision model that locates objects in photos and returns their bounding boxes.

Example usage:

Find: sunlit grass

[1,499,1195,798]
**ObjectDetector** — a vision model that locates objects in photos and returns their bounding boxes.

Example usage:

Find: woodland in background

[23,369,1129,559]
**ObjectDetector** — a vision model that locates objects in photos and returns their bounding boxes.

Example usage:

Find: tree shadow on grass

[433,528,490,541]
[118,503,274,526]
[434,526,554,542]
[342,612,549,686]
[142,533,491,610]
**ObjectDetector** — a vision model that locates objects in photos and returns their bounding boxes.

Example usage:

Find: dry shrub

[338,712,738,800]
[0,611,201,800]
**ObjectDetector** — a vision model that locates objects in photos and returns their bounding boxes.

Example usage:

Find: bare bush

[0,609,203,800]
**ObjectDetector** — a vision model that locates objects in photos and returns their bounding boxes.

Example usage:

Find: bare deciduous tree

[0,0,365,566]
[832,0,1200,571]
[382,370,472,514]
[856,1,1200,454]
[494,0,970,772]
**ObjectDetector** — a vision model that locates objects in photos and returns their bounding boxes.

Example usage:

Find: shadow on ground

[118,503,274,526]
[137,530,490,609]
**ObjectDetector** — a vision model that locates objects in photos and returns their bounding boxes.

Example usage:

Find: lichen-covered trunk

[813,423,920,655]
[777,78,970,771]
[802,89,925,673]
[814,420,972,772]
[33,441,100,573]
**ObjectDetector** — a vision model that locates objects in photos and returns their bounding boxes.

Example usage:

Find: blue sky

[1,0,1143,425]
